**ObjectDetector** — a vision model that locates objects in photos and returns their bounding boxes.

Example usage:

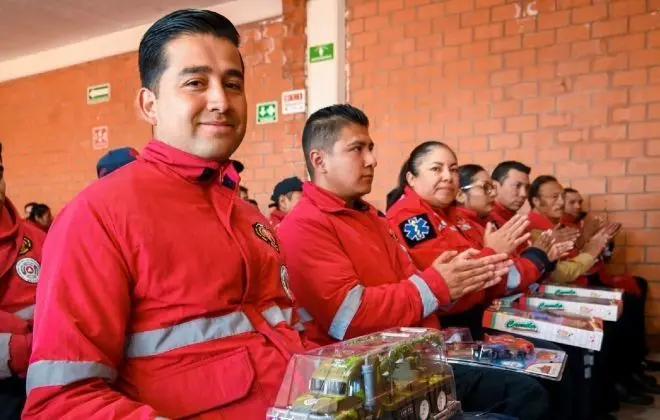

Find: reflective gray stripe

[262,305,288,327]
[125,312,255,358]
[297,308,314,323]
[506,265,522,290]
[0,333,11,379]
[14,305,35,320]
[282,308,293,325]
[408,274,439,318]
[328,285,364,340]
[26,360,117,394]
[294,322,305,331]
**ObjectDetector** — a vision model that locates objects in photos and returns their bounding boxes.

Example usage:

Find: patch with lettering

[253,222,280,253]
[16,257,40,284]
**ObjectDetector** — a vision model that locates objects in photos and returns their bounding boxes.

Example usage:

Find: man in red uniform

[278,104,552,420]
[490,161,532,228]
[268,176,303,229]
[0,144,46,420]
[23,10,311,419]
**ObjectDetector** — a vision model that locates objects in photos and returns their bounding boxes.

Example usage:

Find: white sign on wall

[92,126,109,150]
[281,89,306,115]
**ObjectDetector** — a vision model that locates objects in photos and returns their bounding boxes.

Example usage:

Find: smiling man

[23,10,310,419]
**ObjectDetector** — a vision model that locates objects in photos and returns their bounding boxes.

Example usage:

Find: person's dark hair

[458,164,486,190]
[139,9,241,93]
[24,202,38,211]
[28,203,50,222]
[239,185,248,194]
[388,141,456,206]
[563,187,578,196]
[491,161,531,184]
[302,104,369,176]
[247,199,259,208]
[528,175,558,209]
[386,188,399,211]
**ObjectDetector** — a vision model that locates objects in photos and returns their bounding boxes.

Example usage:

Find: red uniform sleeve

[0,312,31,378]
[22,197,161,419]
[279,215,450,341]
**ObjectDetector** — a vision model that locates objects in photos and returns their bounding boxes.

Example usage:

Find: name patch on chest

[399,214,437,247]
[16,257,40,284]
[253,222,280,253]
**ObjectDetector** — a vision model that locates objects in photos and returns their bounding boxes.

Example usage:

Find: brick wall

[0,0,306,213]
[346,0,660,340]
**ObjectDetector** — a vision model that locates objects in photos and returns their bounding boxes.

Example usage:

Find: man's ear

[531,196,541,209]
[456,190,467,204]
[137,87,158,126]
[309,149,327,174]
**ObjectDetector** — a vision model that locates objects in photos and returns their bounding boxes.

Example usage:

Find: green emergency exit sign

[309,43,334,63]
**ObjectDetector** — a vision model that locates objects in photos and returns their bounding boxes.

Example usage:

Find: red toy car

[483,333,535,358]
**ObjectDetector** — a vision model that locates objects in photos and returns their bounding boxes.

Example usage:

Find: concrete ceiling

[0,0,229,61]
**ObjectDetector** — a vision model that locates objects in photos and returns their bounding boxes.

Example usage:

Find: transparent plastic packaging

[267,327,462,420]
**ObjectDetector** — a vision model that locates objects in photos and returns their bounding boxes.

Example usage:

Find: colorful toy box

[518,293,622,322]
[538,283,623,301]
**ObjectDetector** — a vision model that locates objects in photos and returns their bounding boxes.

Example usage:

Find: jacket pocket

[137,347,256,418]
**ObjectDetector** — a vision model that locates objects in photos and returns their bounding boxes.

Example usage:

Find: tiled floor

[618,356,660,420]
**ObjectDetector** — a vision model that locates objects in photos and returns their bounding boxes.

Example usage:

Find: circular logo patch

[16,257,40,284]
[280,265,293,301]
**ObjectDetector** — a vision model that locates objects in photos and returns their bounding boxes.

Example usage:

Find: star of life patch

[398,214,437,248]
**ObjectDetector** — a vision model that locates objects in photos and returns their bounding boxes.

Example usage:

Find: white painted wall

[0,0,282,83]
[305,0,346,116]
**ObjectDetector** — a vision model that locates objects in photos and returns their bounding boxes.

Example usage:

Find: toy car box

[538,283,623,301]
[267,327,462,420]
[518,293,622,322]
[482,307,604,351]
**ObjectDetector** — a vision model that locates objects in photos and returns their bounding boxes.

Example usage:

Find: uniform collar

[455,206,487,227]
[527,210,556,231]
[402,186,453,220]
[302,182,374,214]
[560,213,581,228]
[492,201,517,223]
[140,139,239,188]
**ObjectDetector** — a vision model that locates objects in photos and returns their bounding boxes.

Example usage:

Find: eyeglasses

[461,181,498,196]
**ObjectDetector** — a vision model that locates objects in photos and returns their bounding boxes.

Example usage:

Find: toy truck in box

[267,327,461,420]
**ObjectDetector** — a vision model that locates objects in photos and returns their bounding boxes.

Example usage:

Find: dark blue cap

[97,147,139,178]
[271,176,303,203]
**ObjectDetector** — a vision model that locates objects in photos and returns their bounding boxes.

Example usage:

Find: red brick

[431,46,459,62]
[540,114,571,128]
[460,41,490,58]
[649,30,660,49]
[574,73,609,92]
[647,247,660,263]
[404,50,431,66]
[473,55,503,72]
[505,19,537,36]
[538,10,571,30]
[491,100,521,118]
[652,68,660,84]
[572,143,607,161]
[649,213,660,228]
[475,23,503,40]
[523,31,556,48]
[557,129,587,143]
[629,194,660,210]
[589,194,627,211]
[572,4,608,24]
[592,18,629,38]
[610,140,644,158]
[613,69,648,87]
[391,7,416,24]
[648,176,660,192]
[474,87,504,104]
[538,44,571,63]
[506,82,538,99]
[404,0,431,6]
[523,97,555,114]
[475,0,506,7]
[506,115,537,132]
[521,131,554,149]
[418,3,447,19]
[490,133,521,149]
[556,93,590,111]
[446,0,474,14]
[353,1,378,18]
[556,161,590,178]
[573,108,609,126]
[504,148,536,163]
[443,59,472,77]
[538,147,571,163]
[505,50,536,68]
[523,64,556,81]
[445,121,474,137]
[460,9,490,27]
[347,18,365,34]
[491,35,522,53]
[609,0,646,18]
[474,119,504,135]
[491,4,516,22]
[631,50,660,68]
[365,15,389,31]
[609,176,645,193]
[572,39,607,59]
[592,52,630,72]
[571,177,607,194]
[353,31,378,47]
[628,231,660,246]
[629,122,660,140]
[557,60,590,76]
[608,33,646,54]
[458,136,488,152]
[592,89,629,107]
[557,25,590,44]
[460,104,490,119]
[591,159,627,176]
[613,105,647,123]
[631,86,660,104]
[629,157,660,174]
[378,0,404,13]
[491,69,521,86]
[541,79,571,97]
[444,28,474,46]
[648,139,660,156]
[630,13,660,33]
[592,125,627,142]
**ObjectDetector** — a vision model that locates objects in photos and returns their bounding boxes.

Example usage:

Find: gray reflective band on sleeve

[328,285,364,340]
[26,360,117,394]
[297,308,314,323]
[125,311,255,358]
[293,322,305,331]
[506,265,521,290]
[261,306,288,327]
[282,307,293,325]
[13,305,35,320]
[407,274,440,318]
[0,334,11,379]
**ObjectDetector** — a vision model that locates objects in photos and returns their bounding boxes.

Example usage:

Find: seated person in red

[386,145,576,420]
[279,104,550,420]
[489,161,532,228]
[268,177,303,229]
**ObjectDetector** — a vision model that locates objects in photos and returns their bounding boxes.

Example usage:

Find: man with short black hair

[268,176,302,228]
[24,9,310,419]
[279,104,551,420]
[490,161,531,227]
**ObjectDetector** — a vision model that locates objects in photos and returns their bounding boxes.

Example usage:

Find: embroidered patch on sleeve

[398,214,437,248]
